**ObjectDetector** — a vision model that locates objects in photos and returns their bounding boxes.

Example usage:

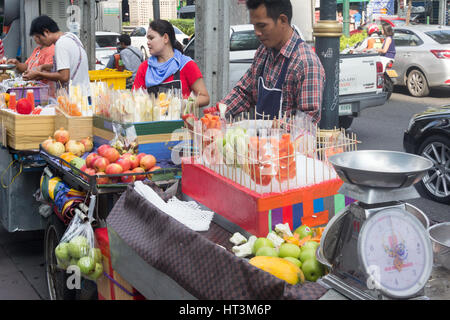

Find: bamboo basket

[0,109,55,150]
[55,106,93,141]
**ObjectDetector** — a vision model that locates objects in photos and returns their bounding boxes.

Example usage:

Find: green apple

[252,238,274,255]
[299,248,316,263]
[301,259,324,282]
[89,248,102,264]
[69,258,79,267]
[55,242,70,261]
[278,243,301,259]
[77,256,95,275]
[68,236,90,259]
[88,262,104,280]
[294,225,313,239]
[301,241,320,252]
[57,258,70,270]
[283,257,302,268]
[255,246,278,257]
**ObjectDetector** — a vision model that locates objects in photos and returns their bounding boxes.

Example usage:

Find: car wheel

[339,116,353,129]
[141,46,148,60]
[416,135,450,204]
[407,69,430,97]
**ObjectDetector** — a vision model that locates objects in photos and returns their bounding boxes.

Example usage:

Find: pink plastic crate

[7,83,49,106]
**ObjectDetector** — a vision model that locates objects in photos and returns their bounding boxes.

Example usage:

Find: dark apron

[147,69,182,96]
[256,38,303,120]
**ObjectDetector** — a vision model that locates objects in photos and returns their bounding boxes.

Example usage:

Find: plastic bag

[110,122,138,155]
[54,211,103,281]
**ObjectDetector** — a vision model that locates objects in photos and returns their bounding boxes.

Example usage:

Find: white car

[95,31,121,70]
[129,25,189,60]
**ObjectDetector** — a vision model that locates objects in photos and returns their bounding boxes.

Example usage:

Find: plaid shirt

[221,29,325,123]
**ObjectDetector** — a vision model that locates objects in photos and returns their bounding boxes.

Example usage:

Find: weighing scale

[318,150,435,300]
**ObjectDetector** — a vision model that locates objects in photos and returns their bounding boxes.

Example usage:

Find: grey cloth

[120,46,143,80]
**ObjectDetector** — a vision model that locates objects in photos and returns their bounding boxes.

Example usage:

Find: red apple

[97,144,112,157]
[120,170,136,183]
[96,172,110,184]
[103,147,120,163]
[140,155,156,171]
[132,167,146,181]
[146,166,161,180]
[81,168,96,181]
[126,155,140,169]
[93,157,110,172]
[136,153,147,163]
[105,163,123,175]
[85,153,99,168]
[116,157,131,172]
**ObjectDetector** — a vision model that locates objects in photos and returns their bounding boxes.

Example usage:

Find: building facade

[129,0,177,26]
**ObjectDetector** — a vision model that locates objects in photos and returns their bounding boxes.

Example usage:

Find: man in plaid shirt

[221,0,325,124]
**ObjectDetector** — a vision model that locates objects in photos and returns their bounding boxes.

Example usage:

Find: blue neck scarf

[145,49,192,88]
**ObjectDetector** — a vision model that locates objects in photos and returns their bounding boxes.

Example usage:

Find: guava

[77,256,95,275]
[299,248,316,263]
[255,246,278,257]
[55,242,70,261]
[68,236,90,258]
[301,259,324,282]
[89,248,102,264]
[88,262,104,280]
[252,237,274,255]
[301,241,320,252]
[283,257,302,268]
[294,225,313,239]
[278,243,301,259]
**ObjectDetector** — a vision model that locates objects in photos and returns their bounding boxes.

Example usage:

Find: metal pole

[153,0,160,20]
[313,0,342,130]
[343,0,350,37]
[195,0,230,107]
[80,0,96,71]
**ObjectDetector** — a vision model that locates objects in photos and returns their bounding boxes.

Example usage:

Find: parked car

[403,104,450,203]
[95,31,120,70]
[392,25,450,97]
[374,16,407,27]
[129,25,189,60]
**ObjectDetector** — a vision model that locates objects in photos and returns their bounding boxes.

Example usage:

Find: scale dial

[358,207,433,299]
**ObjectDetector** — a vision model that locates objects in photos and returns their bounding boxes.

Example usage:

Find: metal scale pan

[318,150,434,300]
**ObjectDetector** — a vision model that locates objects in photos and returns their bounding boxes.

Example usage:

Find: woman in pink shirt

[7,35,55,75]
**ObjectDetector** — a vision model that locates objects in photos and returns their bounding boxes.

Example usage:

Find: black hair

[382,23,394,37]
[246,0,293,24]
[118,34,131,46]
[149,19,184,53]
[29,15,60,36]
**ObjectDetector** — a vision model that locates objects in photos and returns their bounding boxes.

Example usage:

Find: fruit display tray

[182,160,355,237]
[93,115,186,162]
[39,145,181,194]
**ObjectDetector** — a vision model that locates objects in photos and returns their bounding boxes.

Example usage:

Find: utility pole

[153,0,160,20]
[79,0,96,71]
[313,0,342,130]
[195,0,230,106]
[343,0,350,37]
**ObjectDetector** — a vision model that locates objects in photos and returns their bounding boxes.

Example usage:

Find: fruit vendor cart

[38,142,181,300]
[94,115,361,300]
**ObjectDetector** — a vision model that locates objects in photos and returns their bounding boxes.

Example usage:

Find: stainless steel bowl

[329,150,433,188]
[427,222,450,270]
[405,203,430,229]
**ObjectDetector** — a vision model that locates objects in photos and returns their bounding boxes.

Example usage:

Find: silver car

[392,25,450,97]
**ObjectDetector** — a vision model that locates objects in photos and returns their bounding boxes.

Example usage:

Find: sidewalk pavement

[0,226,48,300]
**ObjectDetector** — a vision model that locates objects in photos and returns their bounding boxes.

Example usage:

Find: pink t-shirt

[25,44,55,71]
